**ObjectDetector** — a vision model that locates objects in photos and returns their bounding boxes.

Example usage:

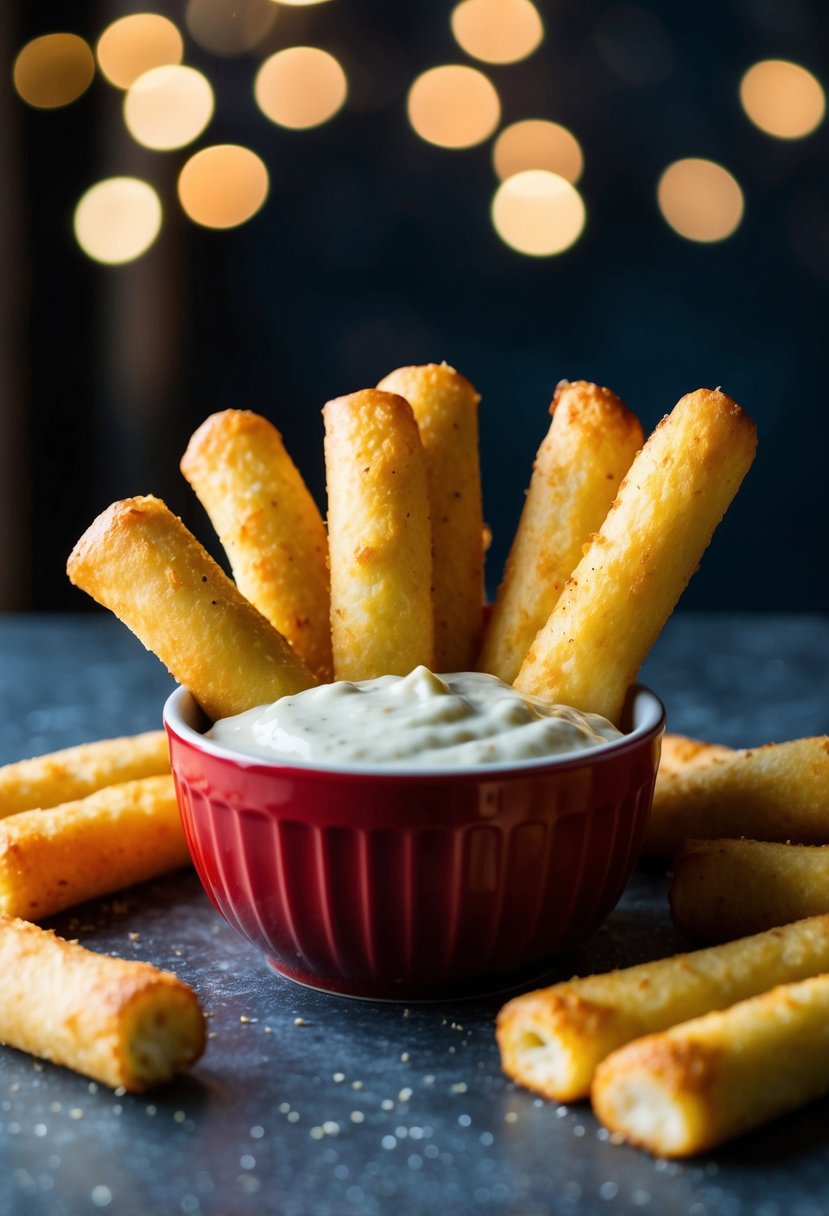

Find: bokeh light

[97,13,183,90]
[13,34,95,110]
[491,170,586,256]
[124,66,214,151]
[255,48,347,129]
[185,0,277,57]
[73,178,162,265]
[493,120,584,184]
[408,66,500,149]
[657,159,744,243]
[271,0,333,6]
[740,60,825,140]
[451,0,543,65]
[178,145,269,229]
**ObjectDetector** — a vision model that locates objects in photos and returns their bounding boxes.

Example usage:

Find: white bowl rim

[163,683,665,781]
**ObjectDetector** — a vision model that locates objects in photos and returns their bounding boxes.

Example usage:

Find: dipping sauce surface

[207,666,623,769]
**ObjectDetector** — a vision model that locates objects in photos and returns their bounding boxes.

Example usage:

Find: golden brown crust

[496,914,829,1102]
[478,380,642,683]
[0,730,169,819]
[592,974,829,1156]
[658,732,734,778]
[514,389,757,725]
[324,389,433,680]
[644,736,829,857]
[181,410,332,681]
[0,915,205,1091]
[0,774,190,920]
[670,837,829,941]
[377,363,483,671]
[67,495,316,721]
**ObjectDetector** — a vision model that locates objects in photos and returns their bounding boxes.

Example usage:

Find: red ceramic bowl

[164,684,664,1000]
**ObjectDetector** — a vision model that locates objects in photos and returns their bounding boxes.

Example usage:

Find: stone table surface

[0,612,828,1216]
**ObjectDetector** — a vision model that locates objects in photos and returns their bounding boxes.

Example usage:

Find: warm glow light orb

[255,47,347,129]
[407,65,500,149]
[493,119,584,184]
[13,34,95,109]
[185,0,277,57]
[178,145,269,229]
[491,170,585,256]
[657,158,744,243]
[739,59,825,139]
[124,66,214,151]
[450,0,543,65]
[97,13,183,90]
[74,177,162,265]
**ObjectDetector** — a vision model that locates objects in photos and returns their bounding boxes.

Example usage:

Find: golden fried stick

[658,732,734,779]
[377,363,482,671]
[67,496,316,722]
[0,915,205,1091]
[515,390,757,725]
[671,838,829,942]
[496,914,829,1103]
[592,973,829,1157]
[643,736,829,857]
[0,730,168,819]
[181,409,332,681]
[0,775,189,920]
[477,380,642,683]
[323,389,433,680]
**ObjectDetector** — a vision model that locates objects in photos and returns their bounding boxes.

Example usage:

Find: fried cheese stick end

[496,914,829,1102]
[324,389,433,681]
[478,379,643,684]
[0,915,205,1092]
[515,389,757,726]
[67,495,316,723]
[0,730,169,820]
[592,974,829,1157]
[377,363,483,672]
[181,409,333,682]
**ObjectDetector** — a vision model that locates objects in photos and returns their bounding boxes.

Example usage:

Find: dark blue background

[12,0,829,610]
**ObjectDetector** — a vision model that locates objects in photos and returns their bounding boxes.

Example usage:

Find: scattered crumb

[128,932,140,942]
[294,1017,306,1027]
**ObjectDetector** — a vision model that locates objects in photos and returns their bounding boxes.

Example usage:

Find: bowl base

[265,955,564,1004]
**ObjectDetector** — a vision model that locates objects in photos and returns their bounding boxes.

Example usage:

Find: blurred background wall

[3,0,827,612]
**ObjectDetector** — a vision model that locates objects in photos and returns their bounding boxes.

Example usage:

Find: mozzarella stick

[0,775,190,920]
[658,732,734,779]
[671,838,829,942]
[0,730,168,819]
[644,736,829,857]
[181,410,332,681]
[515,390,757,725]
[323,389,433,680]
[377,363,482,671]
[592,974,829,1157]
[478,380,643,683]
[0,915,205,1091]
[67,496,316,722]
[496,914,829,1103]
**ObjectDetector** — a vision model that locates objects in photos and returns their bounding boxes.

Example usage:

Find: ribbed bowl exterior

[166,688,663,999]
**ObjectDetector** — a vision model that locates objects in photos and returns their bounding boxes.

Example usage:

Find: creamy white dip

[207,666,623,769]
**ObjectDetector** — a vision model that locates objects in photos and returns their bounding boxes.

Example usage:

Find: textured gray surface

[0,612,828,1216]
